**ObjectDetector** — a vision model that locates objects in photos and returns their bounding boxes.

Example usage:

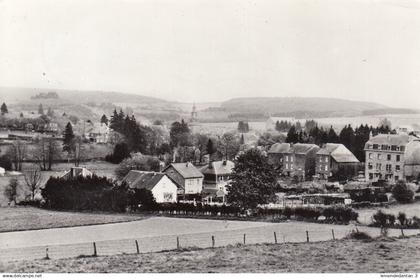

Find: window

[285,164,289,170]
[396,155,400,162]
[377,154,382,160]
[369,173,374,180]
[387,154,391,161]
[386,164,392,172]
[319,157,323,162]
[368,153,373,159]
[290,156,294,162]
[325,157,328,162]
[395,176,399,181]
[391,145,397,151]
[396,165,400,171]
[381,145,388,150]
[324,165,328,171]
[373,144,379,150]
[400,146,405,152]
[368,163,373,170]
[285,156,288,162]
[376,163,382,170]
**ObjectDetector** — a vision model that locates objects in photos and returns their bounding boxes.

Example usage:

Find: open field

[2,235,420,273]
[0,207,146,233]
[356,203,420,225]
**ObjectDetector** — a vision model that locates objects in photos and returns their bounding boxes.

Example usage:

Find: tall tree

[1,102,8,115]
[38,104,44,115]
[286,125,299,143]
[227,148,278,210]
[47,107,54,118]
[100,114,109,125]
[327,126,339,143]
[206,139,216,158]
[7,140,27,171]
[24,168,42,200]
[218,132,240,160]
[63,122,75,153]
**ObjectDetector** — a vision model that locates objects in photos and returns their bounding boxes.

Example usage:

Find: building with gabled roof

[282,143,320,181]
[163,162,204,197]
[267,143,291,167]
[200,160,234,203]
[364,134,411,182]
[122,170,178,203]
[316,143,360,180]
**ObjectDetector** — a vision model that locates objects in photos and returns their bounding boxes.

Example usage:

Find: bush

[42,175,129,212]
[372,210,395,227]
[347,230,372,240]
[392,181,414,203]
[0,154,12,170]
[105,142,131,164]
[130,188,157,211]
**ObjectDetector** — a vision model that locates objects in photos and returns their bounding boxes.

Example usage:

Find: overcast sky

[1,0,420,107]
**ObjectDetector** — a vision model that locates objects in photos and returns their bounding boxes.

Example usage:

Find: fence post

[93,242,97,257]
[212,235,215,248]
[306,231,309,243]
[400,228,405,238]
[177,236,180,249]
[45,247,50,260]
[243,234,246,245]
[332,229,335,240]
[274,232,278,244]
[135,240,140,254]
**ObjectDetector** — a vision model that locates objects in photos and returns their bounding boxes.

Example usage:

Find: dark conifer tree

[63,122,75,152]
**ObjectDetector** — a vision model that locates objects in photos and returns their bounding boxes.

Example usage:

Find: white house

[0,167,5,177]
[123,170,178,203]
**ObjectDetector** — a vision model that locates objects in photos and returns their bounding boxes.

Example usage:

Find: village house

[122,170,178,203]
[316,143,360,180]
[163,162,204,198]
[60,167,93,180]
[265,116,295,131]
[282,143,320,181]
[364,133,410,182]
[267,143,291,168]
[85,122,110,143]
[200,160,234,203]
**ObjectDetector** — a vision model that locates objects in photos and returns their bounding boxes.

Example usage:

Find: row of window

[367,163,401,171]
[368,153,401,162]
[368,173,400,181]
[367,144,405,152]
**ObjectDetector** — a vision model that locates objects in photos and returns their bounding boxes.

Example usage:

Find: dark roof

[164,162,204,179]
[267,143,291,154]
[122,170,166,190]
[200,160,234,176]
[317,143,359,163]
[286,143,319,154]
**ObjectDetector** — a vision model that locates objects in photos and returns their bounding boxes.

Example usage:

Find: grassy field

[2,236,419,273]
[0,207,146,233]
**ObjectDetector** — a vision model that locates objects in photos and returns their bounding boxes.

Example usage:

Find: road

[0,217,418,262]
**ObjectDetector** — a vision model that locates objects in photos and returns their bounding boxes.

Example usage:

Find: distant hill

[219,97,417,118]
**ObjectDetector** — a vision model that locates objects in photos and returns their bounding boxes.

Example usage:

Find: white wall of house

[151,176,178,203]
[184,177,203,194]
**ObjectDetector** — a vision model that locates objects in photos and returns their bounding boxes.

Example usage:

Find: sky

[1,0,420,108]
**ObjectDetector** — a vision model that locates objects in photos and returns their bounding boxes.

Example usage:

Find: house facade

[316,143,360,180]
[200,160,234,202]
[282,143,320,181]
[364,134,410,182]
[267,143,291,168]
[163,162,204,196]
[123,171,178,203]
[85,123,109,143]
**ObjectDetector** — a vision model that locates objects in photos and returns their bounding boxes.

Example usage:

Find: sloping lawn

[3,236,420,273]
[0,207,146,233]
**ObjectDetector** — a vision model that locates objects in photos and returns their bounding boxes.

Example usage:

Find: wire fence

[0,225,418,262]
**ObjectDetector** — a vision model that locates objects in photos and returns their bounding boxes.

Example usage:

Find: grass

[0,207,146,233]
[2,235,420,273]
